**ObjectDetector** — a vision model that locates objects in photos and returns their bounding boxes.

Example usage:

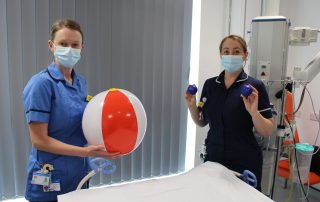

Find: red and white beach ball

[82,88,147,156]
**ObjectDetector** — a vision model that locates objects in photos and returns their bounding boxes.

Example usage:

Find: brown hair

[51,19,84,43]
[219,35,247,53]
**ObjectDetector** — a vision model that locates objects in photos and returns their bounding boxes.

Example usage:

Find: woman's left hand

[85,145,121,159]
[241,84,259,116]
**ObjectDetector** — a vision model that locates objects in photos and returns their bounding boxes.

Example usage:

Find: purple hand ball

[241,84,253,97]
[187,84,198,95]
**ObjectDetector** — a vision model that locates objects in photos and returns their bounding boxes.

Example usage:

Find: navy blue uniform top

[23,63,90,201]
[199,70,272,190]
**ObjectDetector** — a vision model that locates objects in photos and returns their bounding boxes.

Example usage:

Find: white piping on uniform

[259,108,271,113]
[236,74,248,82]
[215,72,248,83]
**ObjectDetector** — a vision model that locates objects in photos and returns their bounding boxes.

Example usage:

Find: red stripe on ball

[101,90,138,154]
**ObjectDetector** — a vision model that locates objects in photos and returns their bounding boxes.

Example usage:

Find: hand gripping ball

[241,84,253,97]
[186,84,198,95]
[82,88,147,156]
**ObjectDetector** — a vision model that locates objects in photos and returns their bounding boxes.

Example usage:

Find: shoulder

[73,71,87,87]
[201,76,221,94]
[24,69,53,94]
[76,73,86,83]
[28,69,51,84]
[246,76,271,103]
[246,76,266,91]
[204,77,218,86]
[206,77,218,82]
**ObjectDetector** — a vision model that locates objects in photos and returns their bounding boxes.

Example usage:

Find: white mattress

[58,162,274,202]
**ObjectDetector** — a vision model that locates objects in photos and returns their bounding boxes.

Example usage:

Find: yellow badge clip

[86,95,93,102]
[198,101,204,108]
[42,164,54,174]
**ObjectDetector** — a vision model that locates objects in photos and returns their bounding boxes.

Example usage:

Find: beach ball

[82,88,147,156]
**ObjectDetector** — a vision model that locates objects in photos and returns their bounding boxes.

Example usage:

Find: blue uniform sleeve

[23,75,53,123]
[257,81,273,119]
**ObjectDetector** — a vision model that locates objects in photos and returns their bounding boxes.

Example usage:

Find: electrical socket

[310,113,319,121]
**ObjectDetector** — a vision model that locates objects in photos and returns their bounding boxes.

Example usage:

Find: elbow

[257,119,274,137]
[264,129,274,137]
[30,137,47,151]
[258,130,273,138]
[32,140,43,150]
[263,121,275,137]
[196,120,208,127]
[197,123,206,128]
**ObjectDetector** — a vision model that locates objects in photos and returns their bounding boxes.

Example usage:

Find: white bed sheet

[58,162,274,202]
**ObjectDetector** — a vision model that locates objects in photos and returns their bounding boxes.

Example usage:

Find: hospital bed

[58,162,274,202]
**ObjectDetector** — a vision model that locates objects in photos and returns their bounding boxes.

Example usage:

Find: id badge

[49,179,61,191]
[43,180,61,192]
[31,172,51,186]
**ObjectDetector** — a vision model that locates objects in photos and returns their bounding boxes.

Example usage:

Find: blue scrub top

[23,63,90,201]
[199,70,272,190]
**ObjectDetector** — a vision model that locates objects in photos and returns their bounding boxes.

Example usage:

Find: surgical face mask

[221,55,244,73]
[53,45,81,68]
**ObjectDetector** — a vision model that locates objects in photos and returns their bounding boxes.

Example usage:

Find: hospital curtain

[0,0,192,200]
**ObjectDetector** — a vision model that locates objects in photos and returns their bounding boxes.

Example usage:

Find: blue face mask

[221,55,244,73]
[54,45,81,68]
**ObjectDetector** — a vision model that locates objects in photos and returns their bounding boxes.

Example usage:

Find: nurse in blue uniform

[23,19,119,202]
[185,35,274,191]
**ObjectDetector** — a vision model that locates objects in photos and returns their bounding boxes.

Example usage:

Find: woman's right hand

[184,92,196,108]
[85,145,120,159]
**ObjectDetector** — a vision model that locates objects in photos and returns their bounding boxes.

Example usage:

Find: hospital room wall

[279,0,320,147]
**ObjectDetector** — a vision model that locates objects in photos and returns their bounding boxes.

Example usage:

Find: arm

[185,93,208,127]
[241,85,274,137]
[251,112,274,137]
[28,122,119,159]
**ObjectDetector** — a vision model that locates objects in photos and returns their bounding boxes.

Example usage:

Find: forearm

[28,123,86,157]
[251,111,274,137]
[32,135,88,157]
[28,122,116,159]
[188,104,207,127]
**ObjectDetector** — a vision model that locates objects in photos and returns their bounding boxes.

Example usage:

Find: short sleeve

[199,80,208,107]
[199,79,209,120]
[23,76,53,123]
[257,82,273,119]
